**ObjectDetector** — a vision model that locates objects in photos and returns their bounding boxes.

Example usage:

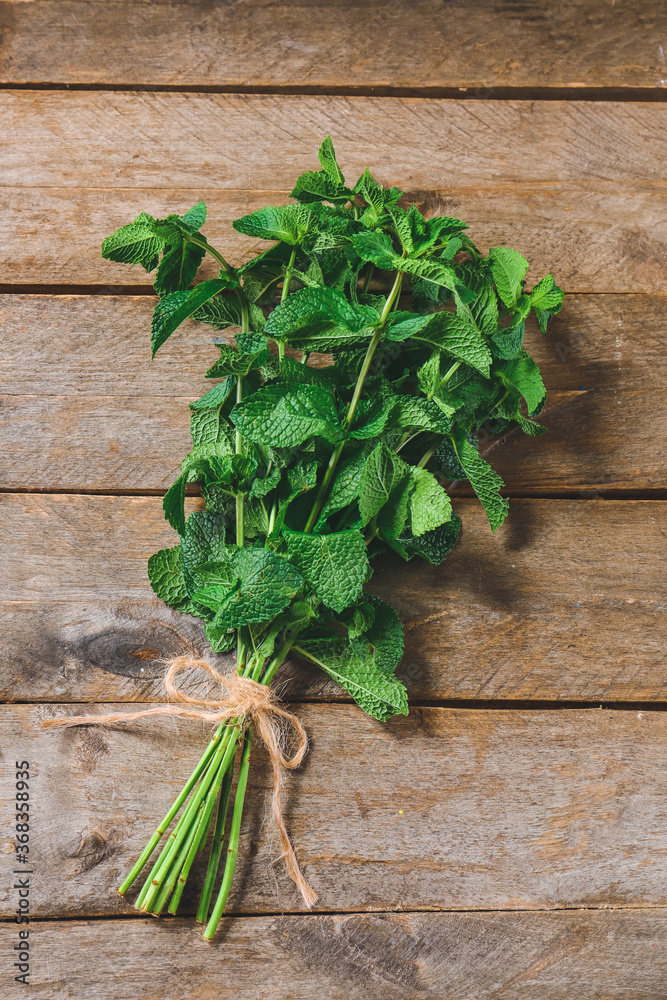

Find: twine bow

[42,655,318,907]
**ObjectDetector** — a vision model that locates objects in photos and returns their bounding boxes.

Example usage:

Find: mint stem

[196,761,235,922]
[117,721,226,897]
[203,729,253,940]
[303,269,403,533]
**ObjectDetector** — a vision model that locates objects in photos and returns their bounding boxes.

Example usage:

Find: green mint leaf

[205,345,271,378]
[180,200,207,231]
[151,279,228,357]
[359,443,409,525]
[265,286,378,349]
[489,247,529,308]
[208,548,304,630]
[514,412,547,437]
[317,448,367,525]
[392,514,462,565]
[352,593,404,673]
[498,351,546,415]
[490,323,525,360]
[147,545,196,612]
[409,468,453,536]
[391,396,454,434]
[163,472,188,535]
[231,383,343,448]
[388,311,492,378]
[450,431,508,531]
[349,230,398,269]
[284,528,368,614]
[232,204,315,245]
[530,274,565,331]
[248,464,282,500]
[181,511,233,576]
[191,378,236,411]
[101,212,162,272]
[400,257,473,302]
[192,293,242,332]
[295,638,408,721]
[318,135,346,186]
[454,266,499,340]
[349,397,393,440]
[154,238,206,295]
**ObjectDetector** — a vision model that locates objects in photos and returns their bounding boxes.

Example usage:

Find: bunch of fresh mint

[101,137,563,937]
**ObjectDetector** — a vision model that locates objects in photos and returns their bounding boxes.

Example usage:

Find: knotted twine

[42,655,318,907]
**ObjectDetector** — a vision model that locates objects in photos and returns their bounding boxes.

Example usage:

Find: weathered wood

[1,911,666,1000]
[3,703,667,916]
[1,293,665,491]
[2,1,666,90]
[3,388,664,493]
[3,292,663,395]
[1,495,664,703]
[4,93,664,189]
[1,94,666,291]
[3,185,666,292]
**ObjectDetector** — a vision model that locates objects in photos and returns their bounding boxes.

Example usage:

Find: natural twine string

[42,655,318,908]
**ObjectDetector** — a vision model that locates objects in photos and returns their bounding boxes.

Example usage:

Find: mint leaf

[388,311,492,378]
[393,515,462,565]
[233,204,315,245]
[231,383,343,448]
[349,231,398,269]
[284,529,368,613]
[154,239,206,295]
[450,431,508,531]
[205,345,270,378]
[180,200,207,231]
[147,545,196,612]
[499,351,546,415]
[359,443,409,525]
[163,472,188,535]
[530,273,565,331]
[489,247,529,308]
[409,468,452,536]
[205,548,304,630]
[318,135,345,185]
[101,212,162,272]
[295,639,408,721]
[318,448,367,524]
[352,594,404,674]
[151,279,228,357]
[265,286,378,349]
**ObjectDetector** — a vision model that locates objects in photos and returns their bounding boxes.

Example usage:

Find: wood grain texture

[1,94,666,291]
[1,495,664,704]
[1,293,665,492]
[1,911,666,1000]
[1,1,666,90]
[3,703,667,916]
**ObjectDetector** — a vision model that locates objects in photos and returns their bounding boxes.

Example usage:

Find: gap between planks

[3,84,667,103]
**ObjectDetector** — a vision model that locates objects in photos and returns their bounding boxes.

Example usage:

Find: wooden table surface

[1,3,666,997]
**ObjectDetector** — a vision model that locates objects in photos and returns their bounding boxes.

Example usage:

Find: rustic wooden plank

[2,1,666,90]
[1,911,666,1000]
[4,292,664,396]
[3,185,666,293]
[2,703,667,916]
[5,94,663,189]
[3,388,664,493]
[1,496,664,703]
[1,94,665,292]
[1,294,665,492]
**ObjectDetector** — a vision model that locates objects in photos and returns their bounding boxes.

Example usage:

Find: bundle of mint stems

[100,137,562,937]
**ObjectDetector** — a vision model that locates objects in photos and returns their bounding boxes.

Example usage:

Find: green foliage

[102,137,560,722]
